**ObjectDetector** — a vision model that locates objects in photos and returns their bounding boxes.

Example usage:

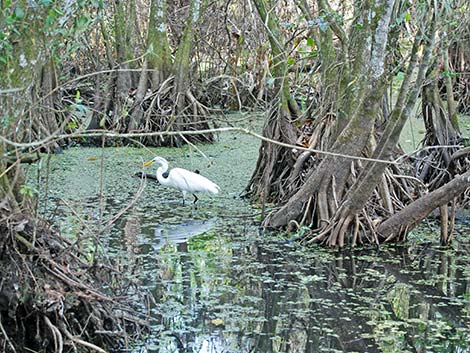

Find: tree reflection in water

[136,221,469,353]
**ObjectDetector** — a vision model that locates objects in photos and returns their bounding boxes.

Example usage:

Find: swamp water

[28,125,470,353]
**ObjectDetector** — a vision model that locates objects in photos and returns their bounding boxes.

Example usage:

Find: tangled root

[0,204,146,352]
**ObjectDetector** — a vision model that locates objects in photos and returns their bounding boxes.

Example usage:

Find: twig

[0,314,17,353]
[95,134,106,266]
[44,316,63,353]
[59,323,107,353]
[1,127,403,165]
[179,133,210,162]
[103,173,147,233]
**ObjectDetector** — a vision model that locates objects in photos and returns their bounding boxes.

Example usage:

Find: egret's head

[143,156,168,167]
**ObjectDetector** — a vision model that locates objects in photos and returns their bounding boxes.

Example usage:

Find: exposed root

[286,150,423,247]
[44,316,63,353]
[0,203,146,352]
[59,322,107,353]
[125,76,216,147]
[254,102,436,246]
[246,98,299,201]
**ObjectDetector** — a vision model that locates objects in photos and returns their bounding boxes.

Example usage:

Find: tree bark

[114,0,134,93]
[173,0,201,111]
[148,0,172,88]
[128,59,149,132]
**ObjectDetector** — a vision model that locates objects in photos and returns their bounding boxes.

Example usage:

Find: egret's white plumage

[143,156,220,204]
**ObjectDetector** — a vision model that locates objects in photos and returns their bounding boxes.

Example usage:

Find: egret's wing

[171,168,219,194]
[169,168,193,190]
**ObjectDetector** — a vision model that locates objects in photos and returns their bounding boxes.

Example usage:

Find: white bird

[143,156,220,205]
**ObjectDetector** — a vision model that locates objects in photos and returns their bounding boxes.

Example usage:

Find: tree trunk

[172,0,201,113]
[128,58,149,132]
[246,0,300,204]
[114,0,134,93]
[326,9,437,246]
[113,0,136,129]
[35,57,61,151]
[163,0,213,146]
[147,0,172,88]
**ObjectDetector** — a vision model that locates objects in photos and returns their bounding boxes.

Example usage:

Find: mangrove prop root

[126,77,215,147]
[0,206,146,352]
[253,100,470,246]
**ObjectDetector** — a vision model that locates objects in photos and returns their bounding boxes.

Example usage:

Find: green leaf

[306,37,315,47]
[19,184,37,198]
[395,71,405,82]
[99,117,106,128]
[44,8,57,30]
[442,70,456,78]
[287,57,295,66]
[15,6,25,19]
[76,14,90,28]
[404,12,411,22]
[65,120,78,130]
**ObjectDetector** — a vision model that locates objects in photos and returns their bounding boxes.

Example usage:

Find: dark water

[27,122,470,353]
[121,217,470,353]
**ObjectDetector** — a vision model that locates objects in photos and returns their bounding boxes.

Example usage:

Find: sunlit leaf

[210,318,224,326]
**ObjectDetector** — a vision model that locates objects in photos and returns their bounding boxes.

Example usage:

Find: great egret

[143,156,220,204]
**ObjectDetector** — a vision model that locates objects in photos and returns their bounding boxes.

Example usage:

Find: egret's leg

[193,194,199,204]
[182,191,187,205]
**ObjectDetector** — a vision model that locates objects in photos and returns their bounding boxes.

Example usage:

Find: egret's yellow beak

[143,160,154,167]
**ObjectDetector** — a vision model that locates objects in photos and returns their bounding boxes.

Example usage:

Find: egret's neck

[156,161,169,183]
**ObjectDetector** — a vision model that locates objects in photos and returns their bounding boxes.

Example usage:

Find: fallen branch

[378,170,470,240]
[3,127,460,166]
